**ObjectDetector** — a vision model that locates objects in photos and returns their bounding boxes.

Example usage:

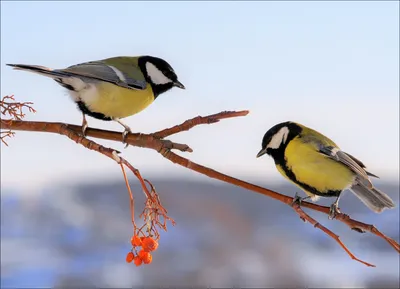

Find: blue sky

[1,1,399,193]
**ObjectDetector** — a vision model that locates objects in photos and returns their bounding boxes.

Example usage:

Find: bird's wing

[318,145,374,188]
[60,61,147,90]
[341,151,379,178]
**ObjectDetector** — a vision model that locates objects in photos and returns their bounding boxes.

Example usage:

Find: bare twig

[291,201,375,267]
[1,95,36,145]
[152,110,249,139]
[1,130,15,146]
[120,163,135,229]
[1,95,36,120]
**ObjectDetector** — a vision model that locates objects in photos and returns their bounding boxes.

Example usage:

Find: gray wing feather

[343,152,379,178]
[319,146,373,188]
[60,62,147,90]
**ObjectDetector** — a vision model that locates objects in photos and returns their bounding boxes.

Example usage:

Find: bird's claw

[112,117,132,149]
[81,115,88,137]
[122,128,132,149]
[291,192,303,206]
[81,125,88,137]
[329,203,341,220]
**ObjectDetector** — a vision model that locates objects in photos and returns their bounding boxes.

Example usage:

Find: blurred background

[1,1,399,288]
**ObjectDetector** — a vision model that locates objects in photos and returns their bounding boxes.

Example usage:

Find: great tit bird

[256,121,396,218]
[7,56,185,142]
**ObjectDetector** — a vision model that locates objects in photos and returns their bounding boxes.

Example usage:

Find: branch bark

[2,110,399,267]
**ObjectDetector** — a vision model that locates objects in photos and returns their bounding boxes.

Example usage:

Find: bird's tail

[350,182,396,213]
[6,64,65,79]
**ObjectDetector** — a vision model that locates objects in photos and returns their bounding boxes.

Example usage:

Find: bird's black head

[256,121,302,159]
[138,56,185,98]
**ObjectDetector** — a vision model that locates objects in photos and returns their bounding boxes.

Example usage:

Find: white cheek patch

[107,65,127,82]
[145,62,172,85]
[267,127,289,149]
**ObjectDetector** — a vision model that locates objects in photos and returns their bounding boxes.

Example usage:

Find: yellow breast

[81,82,155,119]
[283,137,355,194]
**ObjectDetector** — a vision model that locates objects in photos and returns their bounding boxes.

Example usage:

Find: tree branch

[152,110,249,139]
[291,202,375,267]
[2,102,398,267]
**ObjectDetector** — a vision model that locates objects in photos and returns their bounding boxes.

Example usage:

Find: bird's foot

[329,203,341,220]
[81,118,88,137]
[81,124,88,137]
[122,127,132,149]
[112,117,131,148]
[291,192,303,206]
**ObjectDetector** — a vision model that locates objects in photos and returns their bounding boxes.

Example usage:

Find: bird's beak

[173,80,185,89]
[256,148,267,158]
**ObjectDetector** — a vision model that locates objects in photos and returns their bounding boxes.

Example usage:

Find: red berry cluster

[126,235,159,266]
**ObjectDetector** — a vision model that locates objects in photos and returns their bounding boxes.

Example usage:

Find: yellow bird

[7,55,185,142]
[256,121,396,218]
